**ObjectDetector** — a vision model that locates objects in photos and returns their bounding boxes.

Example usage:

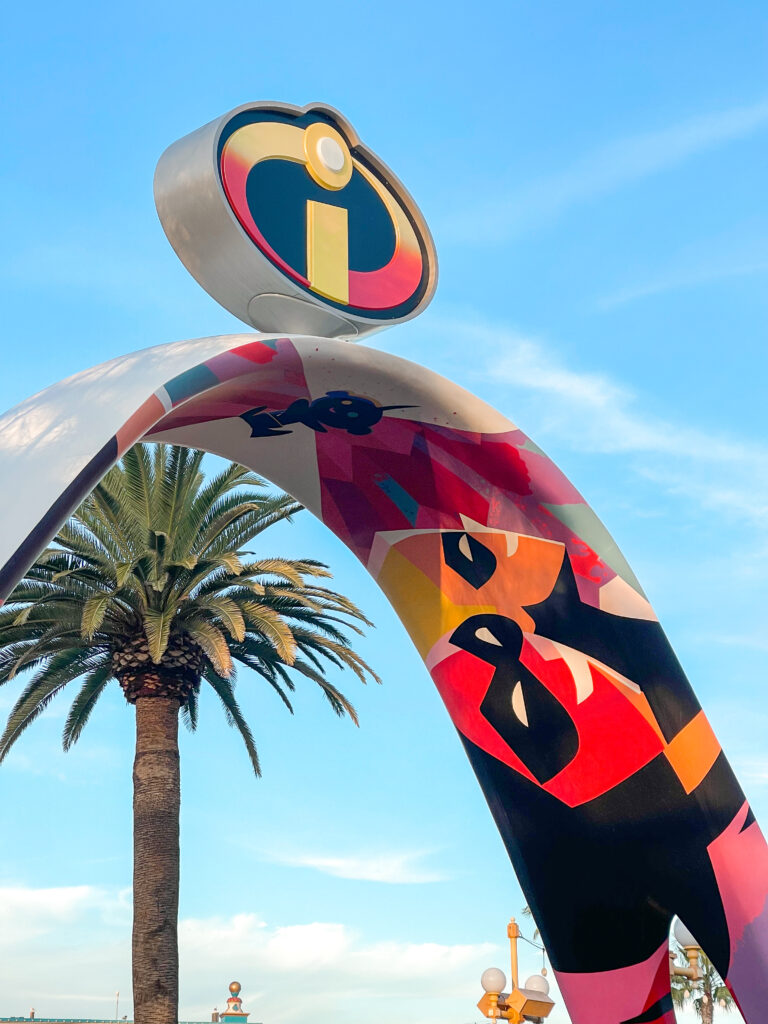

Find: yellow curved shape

[223,121,351,303]
[223,120,307,169]
[354,159,420,264]
[303,122,353,190]
[225,118,419,269]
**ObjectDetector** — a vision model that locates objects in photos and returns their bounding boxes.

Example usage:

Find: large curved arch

[0,333,766,1023]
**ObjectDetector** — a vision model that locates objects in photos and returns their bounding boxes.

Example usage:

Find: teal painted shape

[519,437,548,456]
[374,475,419,525]
[543,501,646,596]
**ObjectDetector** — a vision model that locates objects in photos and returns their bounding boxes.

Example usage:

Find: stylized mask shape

[441,531,498,590]
[451,613,580,784]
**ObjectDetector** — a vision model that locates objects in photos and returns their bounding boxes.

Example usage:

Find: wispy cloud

[713,633,768,654]
[598,259,768,309]
[436,317,768,526]
[266,848,448,884]
[0,883,130,946]
[446,97,768,242]
[732,758,768,786]
[178,912,492,982]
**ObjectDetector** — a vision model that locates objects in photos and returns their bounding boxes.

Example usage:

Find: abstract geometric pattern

[0,333,765,1024]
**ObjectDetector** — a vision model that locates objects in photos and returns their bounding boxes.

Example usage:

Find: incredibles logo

[216,107,432,319]
[155,101,437,337]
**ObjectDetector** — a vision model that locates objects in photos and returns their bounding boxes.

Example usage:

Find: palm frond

[62,661,114,750]
[81,593,112,639]
[121,444,155,527]
[0,650,106,762]
[143,608,175,663]
[0,442,377,776]
[204,667,261,776]
[239,601,297,663]
[191,594,246,642]
[180,686,199,733]
[291,659,360,724]
[181,615,233,677]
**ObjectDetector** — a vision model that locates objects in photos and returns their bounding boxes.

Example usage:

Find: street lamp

[670,916,736,1015]
[477,918,555,1023]
[670,918,702,991]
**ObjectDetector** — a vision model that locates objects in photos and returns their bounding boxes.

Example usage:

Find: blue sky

[0,2,766,1021]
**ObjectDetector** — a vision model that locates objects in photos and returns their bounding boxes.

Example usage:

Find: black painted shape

[217,107,346,160]
[240,391,415,439]
[450,614,579,784]
[523,553,702,743]
[240,406,294,437]
[0,435,119,603]
[741,805,757,832]
[622,993,674,1023]
[441,532,497,589]
[281,398,329,433]
[300,392,408,435]
[461,734,741,976]
[246,160,396,277]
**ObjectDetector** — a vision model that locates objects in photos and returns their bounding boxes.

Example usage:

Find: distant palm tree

[521,904,541,941]
[670,944,734,1023]
[0,444,378,1024]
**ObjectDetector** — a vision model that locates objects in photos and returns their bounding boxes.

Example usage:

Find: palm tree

[670,944,734,1023]
[521,904,541,942]
[0,444,378,1024]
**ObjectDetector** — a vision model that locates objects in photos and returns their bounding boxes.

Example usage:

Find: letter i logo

[155,101,437,338]
[302,123,353,305]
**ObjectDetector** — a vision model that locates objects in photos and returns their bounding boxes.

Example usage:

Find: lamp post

[670,918,702,989]
[670,919,732,1021]
[478,918,555,1024]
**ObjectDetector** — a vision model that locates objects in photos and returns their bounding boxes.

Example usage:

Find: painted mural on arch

[0,102,765,1024]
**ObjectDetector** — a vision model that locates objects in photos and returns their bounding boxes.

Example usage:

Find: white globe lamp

[673,918,698,947]
[481,968,507,994]
[524,974,550,995]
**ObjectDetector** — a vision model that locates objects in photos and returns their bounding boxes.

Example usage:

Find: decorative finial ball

[524,974,550,995]
[480,967,507,994]
[229,981,241,995]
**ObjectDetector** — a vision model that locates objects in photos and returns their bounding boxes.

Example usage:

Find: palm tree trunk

[132,696,181,1024]
[701,993,714,1024]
